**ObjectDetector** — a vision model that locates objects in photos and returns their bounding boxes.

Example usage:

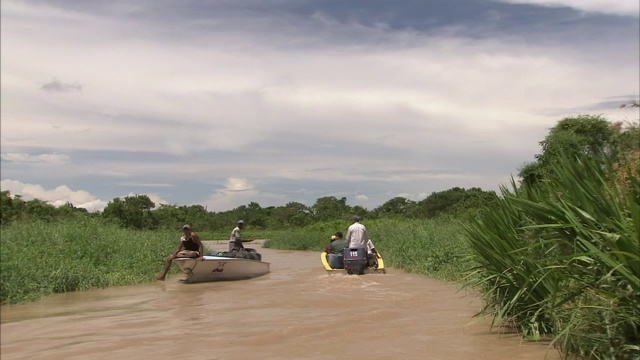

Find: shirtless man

[156,224,204,281]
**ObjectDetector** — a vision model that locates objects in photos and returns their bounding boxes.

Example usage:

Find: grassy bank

[0,218,180,304]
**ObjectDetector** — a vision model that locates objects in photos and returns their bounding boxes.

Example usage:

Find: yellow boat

[321,251,386,274]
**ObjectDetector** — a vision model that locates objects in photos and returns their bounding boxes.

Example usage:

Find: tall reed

[463,153,639,359]
[1,217,180,304]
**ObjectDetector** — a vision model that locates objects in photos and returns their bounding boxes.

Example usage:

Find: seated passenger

[156,224,204,281]
[325,231,347,269]
[366,238,379,268]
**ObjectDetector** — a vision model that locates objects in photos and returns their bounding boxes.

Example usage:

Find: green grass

[0,217,180,304]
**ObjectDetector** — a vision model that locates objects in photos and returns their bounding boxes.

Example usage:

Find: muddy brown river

[1,243,560,360]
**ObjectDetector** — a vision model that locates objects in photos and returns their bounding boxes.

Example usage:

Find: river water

[1,242,560,360]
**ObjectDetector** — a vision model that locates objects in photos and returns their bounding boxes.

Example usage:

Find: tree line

[0,187,499,231]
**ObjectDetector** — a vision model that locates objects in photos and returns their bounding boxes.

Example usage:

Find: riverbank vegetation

[1,115,638,359]
[462,116,639,359]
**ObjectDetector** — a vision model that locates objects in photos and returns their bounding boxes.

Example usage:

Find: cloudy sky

[1,0,638,213]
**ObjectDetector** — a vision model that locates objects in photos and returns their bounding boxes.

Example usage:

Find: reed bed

[0,217,179,304]
[463,154,639,359]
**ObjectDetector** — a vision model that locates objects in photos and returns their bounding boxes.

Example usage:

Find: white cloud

[1,152,70,164]
[0,179,107,212]
[204,178,290,212]
[494,0,639,16]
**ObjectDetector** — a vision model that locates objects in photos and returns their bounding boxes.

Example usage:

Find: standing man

[229,220,253,252]
[345,215,368,248]
[156,224,204,281]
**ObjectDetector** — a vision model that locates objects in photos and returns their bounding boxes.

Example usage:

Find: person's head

[236,220,245,228]
[334,231,343,239]
[350,215,361,223]
[182,224,192,233]
[330,235,337,241]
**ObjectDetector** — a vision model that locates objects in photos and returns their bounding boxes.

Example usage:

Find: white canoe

[173,256,270,283]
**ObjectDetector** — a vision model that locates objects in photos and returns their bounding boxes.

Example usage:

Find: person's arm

[193,233,204,259]
[172,242,183,256]
[238,230,253,242]
[345,227,353,246]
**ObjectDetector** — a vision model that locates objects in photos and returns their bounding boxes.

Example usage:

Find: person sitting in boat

[324,231,347,254]
[156,224,204,281]
[229,220,253,253]
[366,238,379,268]
[324,231,347,269]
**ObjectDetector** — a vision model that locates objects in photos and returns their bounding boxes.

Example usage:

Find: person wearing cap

[324,231,347,255]
[345,215,369,248]
[324,231,347,269]
[156,224,204,281]
[229,220,253,252]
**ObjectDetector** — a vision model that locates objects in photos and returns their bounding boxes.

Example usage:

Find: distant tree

[102,194,157,230]
[415,187,466,218]
[518,115,616,187]
[0,191,26,225]
[272,202,311,227]
[245,202,268,229]
[54,202,89,218]
[350,205,370,220]
[374,196,416,217]
[412,187,497,218]
[311,196,349,221]
[24,199,58,221]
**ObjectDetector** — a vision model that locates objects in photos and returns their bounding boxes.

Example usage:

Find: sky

[1,0,639,213]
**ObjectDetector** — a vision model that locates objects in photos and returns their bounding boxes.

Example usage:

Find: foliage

[463,151,639,359]
[411,187,500,218]
[311,196,351,222]
[1,191,89,226]
[518,115,639,188]
[102,194,157,230]
[0,217,179,304]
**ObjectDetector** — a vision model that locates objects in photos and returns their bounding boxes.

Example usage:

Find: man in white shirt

[345,215,368,248]
[229,220,253,252]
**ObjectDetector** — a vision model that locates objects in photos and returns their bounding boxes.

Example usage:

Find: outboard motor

[343,246,368,275]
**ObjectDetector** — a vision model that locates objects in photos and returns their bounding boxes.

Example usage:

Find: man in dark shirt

[325,231,347,255]
[156,224,204,281]
[325,231,347,269]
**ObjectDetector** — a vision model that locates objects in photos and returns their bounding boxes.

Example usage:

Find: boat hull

[320,252,386,274]
[174,256,270,283]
